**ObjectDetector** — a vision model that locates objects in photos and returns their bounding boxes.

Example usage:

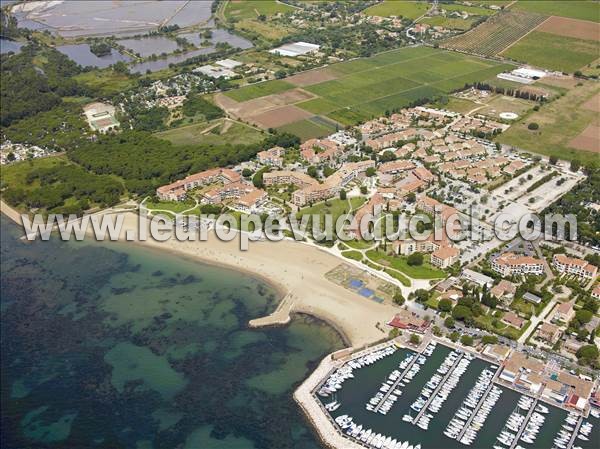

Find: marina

[301,339,598,449]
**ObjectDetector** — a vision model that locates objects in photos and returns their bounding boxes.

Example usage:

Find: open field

[250,105,313,128]
[442,10,547,56]
[512,0,600,22]
[568,124,600,153]
[441,3,496,16]
[155,119,265,146]
[502,31,600,73]
[224,80,295,102]
[475,94,537,120]
[498,80,600,165]
[418,16,478,31]
[224,0,294,20]
[363,1,430,19]
[220,46,512,129]
[286,68,339,87]
[536,16,600,41]
[277,117,337,141]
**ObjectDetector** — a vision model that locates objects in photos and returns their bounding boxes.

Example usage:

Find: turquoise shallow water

[0,216,343,448]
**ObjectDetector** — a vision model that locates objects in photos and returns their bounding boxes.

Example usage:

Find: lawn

[512,0,600,22]
[277,117,337,141]
[345,239,377,250]
[363,1,430,19]
[297,197,366,234]
[341,250,364,261]
[224,79,295,102]
[498,80,600,165]
[502,31,599,73]
[384,268,411,287]
[365,249,446,280]
[156,120,265,146]
[144,200,198,214]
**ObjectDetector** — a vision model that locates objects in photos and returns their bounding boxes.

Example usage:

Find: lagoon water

[320,345,599,449]
[0,216,343,448]
[56,44,131,68]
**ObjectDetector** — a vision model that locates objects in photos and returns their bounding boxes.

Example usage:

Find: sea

[0,216,343,448]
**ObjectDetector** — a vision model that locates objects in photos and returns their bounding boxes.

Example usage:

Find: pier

[455,364,504,442]
[371,347,422,413]
[566,415,584,449]
[413,352,465,424]
[509,393,540,449]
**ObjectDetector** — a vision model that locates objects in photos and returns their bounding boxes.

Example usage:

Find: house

[553,301,575,323]
[349,193,385,239]
[234,189,267,213]
[592,284,600,300]
[462,269,494,288]
[388,310,430,334]
[482,344,511,362]
[431,246,460,269]
[502,311,525,329]
[490,280,516,302]
[416,195,459,224]
[412,166,435,184]
[377,160,416,175]
[523,292,542,305]
[300,138,342,164]
[552,254,598,279]
[491,252,544,277]
[157,168,241,201]
[536,322,562,345]
[257,146,285,167]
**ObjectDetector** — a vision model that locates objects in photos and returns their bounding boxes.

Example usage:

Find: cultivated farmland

[363,1,430,19]
[218,46,512,137]
[442,10,547,56]
[501,31,599,73]
[512,0,600,23]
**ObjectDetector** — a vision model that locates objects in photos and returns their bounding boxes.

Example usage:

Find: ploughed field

[221,46,511,135]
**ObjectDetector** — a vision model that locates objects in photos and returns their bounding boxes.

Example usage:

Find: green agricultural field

[156,120,265,146]
[502,31,599,73]
[512,0,600,22]
[498,80,600,166]
[441,3,495,16]
[224,0,294,20]
[277,117,336,141]
[363,1,430,19]
[418,16,477,31]
[224,79,294,102]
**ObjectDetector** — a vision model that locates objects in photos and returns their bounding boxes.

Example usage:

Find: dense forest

[0,44,90,126]
[543,167,600,247]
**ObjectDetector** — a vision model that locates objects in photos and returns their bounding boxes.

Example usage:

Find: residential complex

[552,254,598,279]
[491,252,544,277]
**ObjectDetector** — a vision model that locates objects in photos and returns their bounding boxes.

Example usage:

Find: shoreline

[0,204,398,348]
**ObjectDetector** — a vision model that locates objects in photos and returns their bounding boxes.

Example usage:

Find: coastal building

[431,246,459,268]
[348,193,385,239]
[300,138,343,164]
[257,146,285,167]
[482,344,511,362]
[490,280,516,303]
[388,310,430,333]
[491,252,544,277]
[502,311,525,329]
[156,168,241,201]
[536,322,562,345]
[263,170,316,188]
[461,269,494,288]
[552,301,575,323]
[552,254,598,279]
[291,160,374,207]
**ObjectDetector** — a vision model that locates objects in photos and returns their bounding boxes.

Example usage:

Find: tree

[407,252,424,266]
[444,316,455,328]
[432,325,442,337]
[449,331,459,342]
[482,335,498,345]
[389,328,399,338]
[366,167,376,177]
[570,159,581,172]
[438,298,453,312]
[549,155,558,165]
[576,309,593,324]
[339,189,347,200]
[242,168,253,178]
[461,335,474,346]
[409,334,421,345]
[412,289,430,303]
[406,192,416,203]
[576,344,599,365]
[393,289,405,306]
[360,185,368,195]
[307,166,318,179]
[452,305,473,322]
[527,122,539,130]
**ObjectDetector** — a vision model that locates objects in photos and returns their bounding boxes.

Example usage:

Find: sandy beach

[1,203,400,347]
